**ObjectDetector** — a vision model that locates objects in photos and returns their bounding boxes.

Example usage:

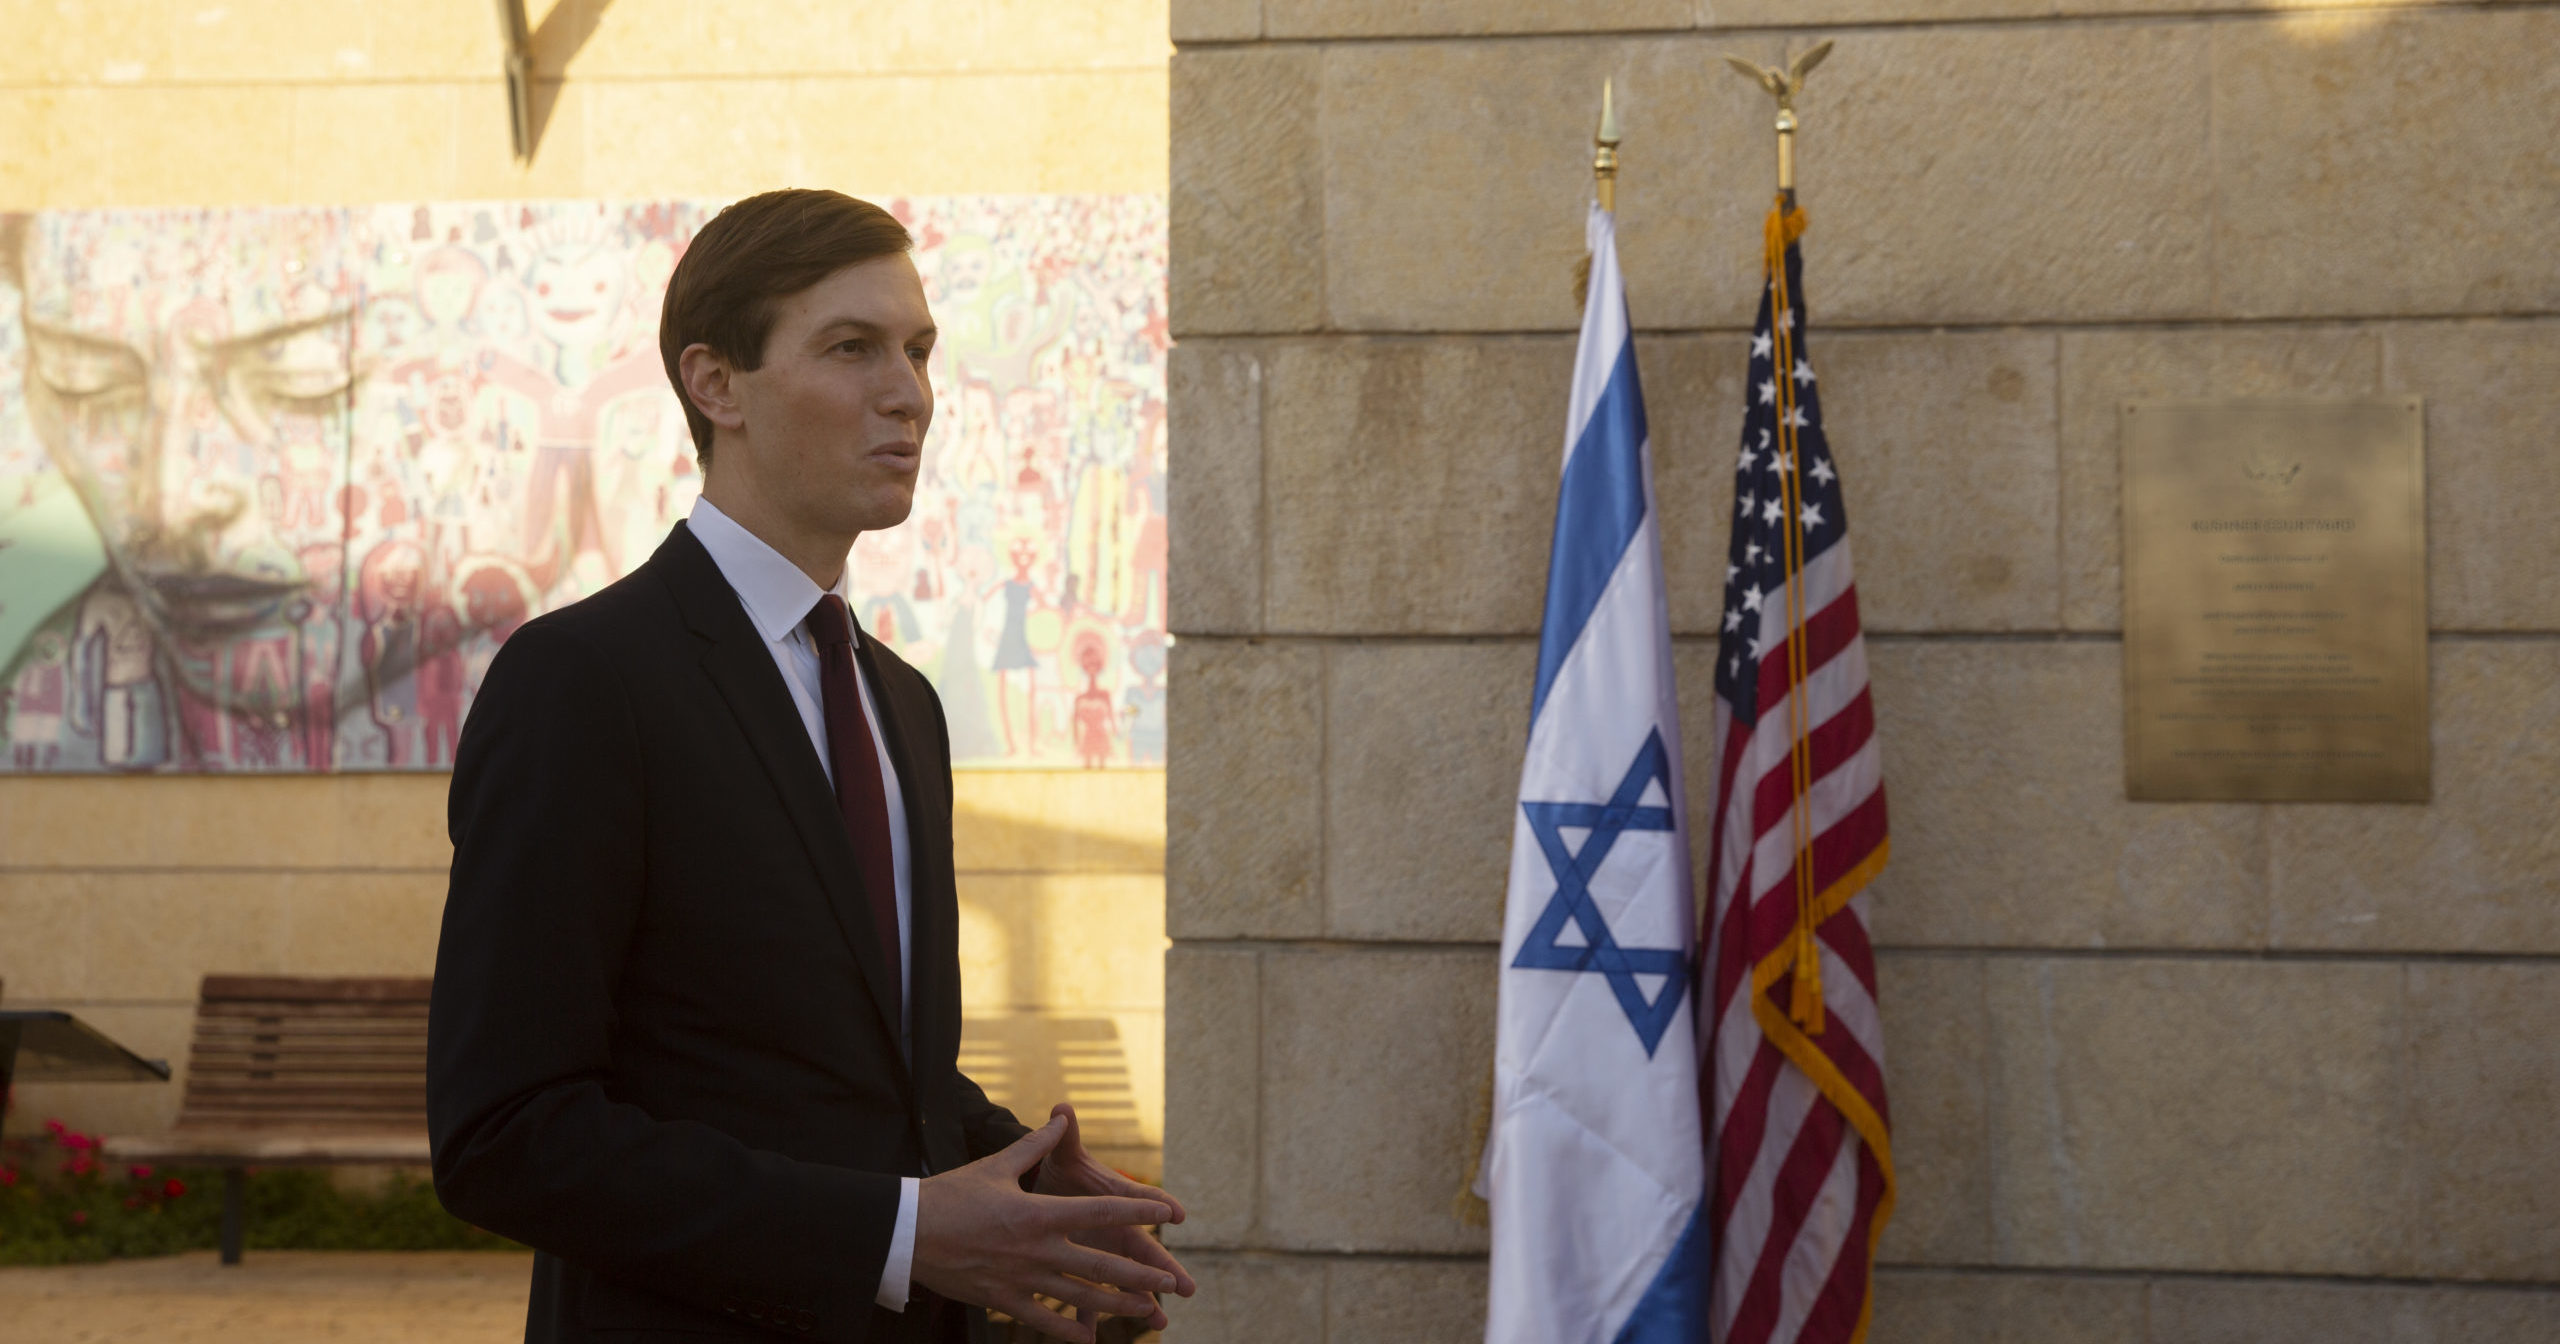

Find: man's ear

[678,343,747,433]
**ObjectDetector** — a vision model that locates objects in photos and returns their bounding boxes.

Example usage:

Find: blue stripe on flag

[1608,1198,1712,1344]
[1529,336,1649,724]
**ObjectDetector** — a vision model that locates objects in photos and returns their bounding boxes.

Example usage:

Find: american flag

[1703,203,1895,1344]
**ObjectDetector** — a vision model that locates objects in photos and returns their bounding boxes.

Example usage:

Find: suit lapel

[650,523,907,1071]
[858,633,945,1070]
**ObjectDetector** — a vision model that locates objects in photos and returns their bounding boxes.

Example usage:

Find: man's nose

[877,354,931,425]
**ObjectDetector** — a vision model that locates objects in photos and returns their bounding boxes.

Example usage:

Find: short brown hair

[659,189,913,464]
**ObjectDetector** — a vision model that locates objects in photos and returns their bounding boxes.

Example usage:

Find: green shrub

[0,1119,519,1265]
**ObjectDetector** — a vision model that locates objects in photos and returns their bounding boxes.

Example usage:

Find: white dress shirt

[686,497,921,1312]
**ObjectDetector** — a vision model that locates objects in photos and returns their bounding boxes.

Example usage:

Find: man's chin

[843,489,917,536]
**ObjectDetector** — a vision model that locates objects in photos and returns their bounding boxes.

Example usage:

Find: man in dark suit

[428,189,1191,1344]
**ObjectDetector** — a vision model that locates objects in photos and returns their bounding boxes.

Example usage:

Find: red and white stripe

[1703,537,1893,1344]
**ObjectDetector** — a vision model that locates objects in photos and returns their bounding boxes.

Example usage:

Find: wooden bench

[106,975,433,1264]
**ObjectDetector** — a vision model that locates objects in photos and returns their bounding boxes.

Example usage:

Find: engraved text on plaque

[2120,398,2428,801]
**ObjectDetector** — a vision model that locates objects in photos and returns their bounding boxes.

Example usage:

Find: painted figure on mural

[288,541,345,770]
[452,554,539,706]
[357,539,426,766]
[988,533,1044,756]
[1126,453,1166,627]
[931,230,1071,404]
[934,545,1008,761]
[73,587,169,769]
[1122,636,1165,767]
[473,217,674,598]
[1070,630,1116,770]
[7,631,66,769]
[207,615,299,768]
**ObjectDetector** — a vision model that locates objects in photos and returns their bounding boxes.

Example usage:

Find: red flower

[44,1119,65,1137]
[123,1195,143,1209]
[163,1178,187,1199]
[69,1210,87,1225]
[0,1167,17,1186]
[129,1164,154,1180]
[67,1155,96,1176]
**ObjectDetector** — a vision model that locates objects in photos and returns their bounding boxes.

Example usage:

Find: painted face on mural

[12,210,353,640]
[415,248,486,330]
[525,242,626,353]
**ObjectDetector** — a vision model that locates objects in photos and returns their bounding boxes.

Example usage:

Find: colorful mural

[0,196,1168,772]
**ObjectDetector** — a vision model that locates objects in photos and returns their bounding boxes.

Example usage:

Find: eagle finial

[1722,39,1834,112]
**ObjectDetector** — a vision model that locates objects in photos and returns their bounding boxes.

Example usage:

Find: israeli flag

[1479,204,1708,1344]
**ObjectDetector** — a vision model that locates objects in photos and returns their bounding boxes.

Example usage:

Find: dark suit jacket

[429,522,1029,1344]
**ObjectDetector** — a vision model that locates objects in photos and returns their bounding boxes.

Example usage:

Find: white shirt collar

[687,496,851,645]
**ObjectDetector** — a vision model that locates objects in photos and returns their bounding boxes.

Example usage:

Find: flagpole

[1722,39,1835,1031]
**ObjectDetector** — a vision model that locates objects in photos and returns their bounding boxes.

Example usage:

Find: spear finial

[1594,78,1622,214]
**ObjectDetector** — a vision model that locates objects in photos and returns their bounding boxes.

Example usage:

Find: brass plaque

[2121,397,2428,801]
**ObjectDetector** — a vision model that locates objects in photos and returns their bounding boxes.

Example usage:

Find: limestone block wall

[1161,2,2560,1339]
[0,0,1176,1177]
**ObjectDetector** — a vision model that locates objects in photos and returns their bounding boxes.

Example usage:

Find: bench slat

[184,1083,425,1101]
[191,1040,428,1054]
[181,1108,424,1122]
[195,1017,427,1033]
[189,1064,424,1075]
[200,1007,427,1019]
[196,1013,427,1025]
[109,1132,433,1165]
[191,1054,427,1069]
[200,976,432,1004]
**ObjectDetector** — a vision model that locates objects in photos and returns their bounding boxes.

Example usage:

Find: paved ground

[0,1251,535,1343]
[0,1254,1174,1342]
[0,1253,1165,1342]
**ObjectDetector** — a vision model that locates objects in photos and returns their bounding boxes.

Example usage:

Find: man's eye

[837,339,869,355]
[907,346,931,362]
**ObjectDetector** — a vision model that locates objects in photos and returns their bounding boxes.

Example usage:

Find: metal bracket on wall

[497,0,535,162]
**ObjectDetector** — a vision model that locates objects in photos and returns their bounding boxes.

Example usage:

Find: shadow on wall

[953,797,1165,878]
[958,1015,1146,1152]
[949,781,1166,1174]
[522,0,617,160]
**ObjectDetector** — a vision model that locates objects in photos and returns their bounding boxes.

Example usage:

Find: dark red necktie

[806,594,901,1015]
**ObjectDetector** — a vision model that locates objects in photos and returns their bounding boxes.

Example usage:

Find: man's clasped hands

[915,1102,1195,1343]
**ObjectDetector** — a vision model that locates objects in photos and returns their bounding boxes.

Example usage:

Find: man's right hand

[912,1114,1175,1343]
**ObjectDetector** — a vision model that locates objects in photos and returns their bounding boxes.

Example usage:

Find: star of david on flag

[1511,730,1687,1057]
[1478,202,1709,1344]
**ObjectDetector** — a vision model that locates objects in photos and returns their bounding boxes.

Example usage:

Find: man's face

[727,254,935,539]
[17,210,354,636]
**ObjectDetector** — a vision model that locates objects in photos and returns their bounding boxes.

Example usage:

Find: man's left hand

[1032,1102,1196,1333]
